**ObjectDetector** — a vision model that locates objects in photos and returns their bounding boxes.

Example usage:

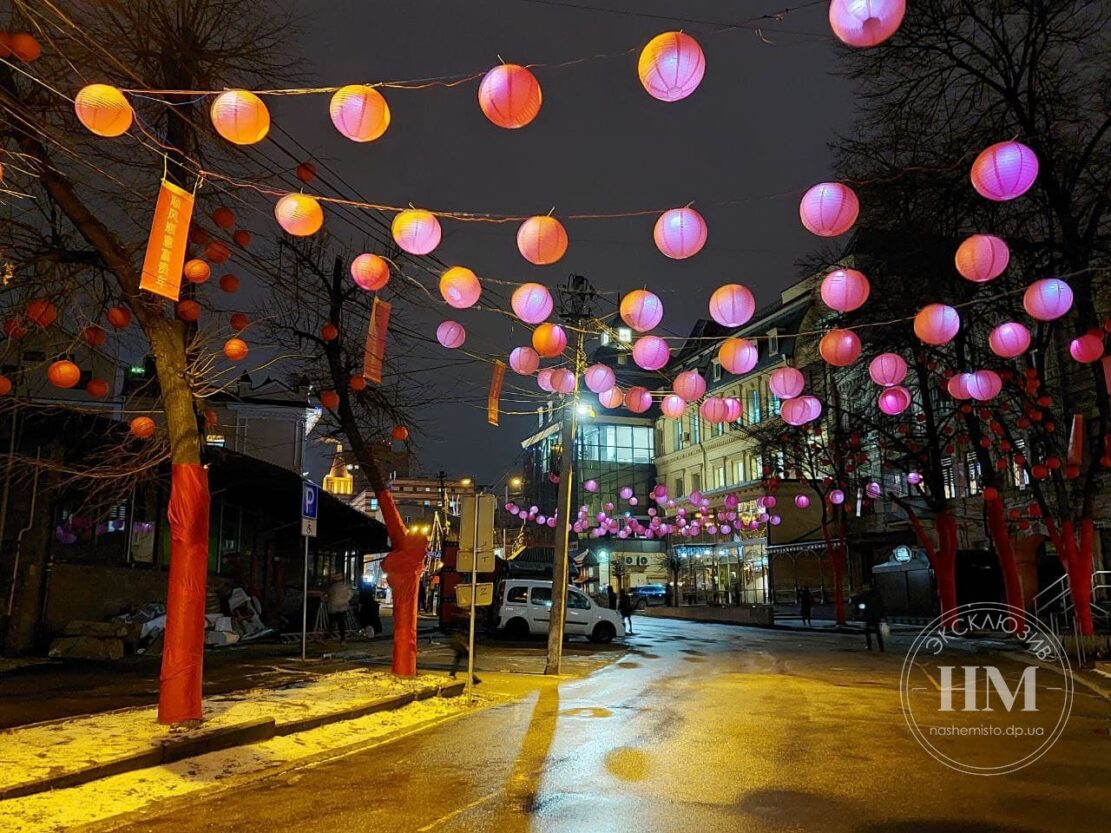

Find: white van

[496,579,625,643]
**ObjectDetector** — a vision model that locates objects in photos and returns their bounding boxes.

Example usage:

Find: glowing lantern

[25,299,57,328]
[83,325,106,347]
[537,368,555,393]
[794,494,810,509]
[1069,334,1103,364]
[619,486,634,501]
[329,84,390,142]
[321,323,339,341]
[632,335,670,371]
[866,481,883,499]
[85,378,109,399]
[349,375,367,392]
[620,289,664,333]
[718,337,758,375]
[970,141,1038,201]
[7,33,41,62]
[868,352,906,387]
[820,268,870,313]
[599,386,624,408]
[878,385,911,415]
[391,425,410,442]
[653,207,707,259]
[660,394,687,419]
[212,207,235,229]
[989,322,1031,358]
[351,253,390,291]
[799,182,859,237]
[437,320,466,350]
[130,417,156,438]
[550,368,576,394]
[478,64,542,129]
[230,313,249,332]
[723,397,741,422]
[907,471,922,486]
[819,329,862,366]
[176,300,201,322]
[219,273,240,293]
[47,360,81,389]
[829,489,846,505]
[392,209,441,255]
[517,216,567,265]
[829,0,905,47]
[74,84,132,137]
[708,284,755,328]
[947,373,974,400]
[967,370,1002,401]
[439,266,482,309]
[210,90,270,145]
[233,229,251,248]
[637,31,705,102]
[183,259,211,283]
[275,193,324,236]
[625,386,653,414]
[106,306,131,329]
[1023,278,1072,321]
[769,367,805,400]
[584,364,616,394]
[955,234,1009,283]
[511,283,554,325]
[223,338,248,361]
[673,369,706,401]
[3,319,27,340]
[320,390,340,410]
[205,241,230,264]
[781,395,822,426]
[585,479,599,493]
[700,396,729,424]
[509,346,540,376]
[914,303,960,346]
[532,323,567,358]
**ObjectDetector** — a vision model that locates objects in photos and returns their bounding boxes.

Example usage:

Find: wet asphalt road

[110,618,1109,833]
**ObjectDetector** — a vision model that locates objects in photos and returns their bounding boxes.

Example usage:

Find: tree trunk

[1059,519,1094,637]
[984,497,1025,630]
[904,507,958,627]
[821,520,846,625]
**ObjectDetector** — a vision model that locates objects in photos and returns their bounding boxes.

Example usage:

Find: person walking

[357,580,383,638]
[852,583,886,652]
[618,589,634,634]
[325,572,354,643]
[607,584,617,610]
[798,585,813,628]
[448,621,481,685]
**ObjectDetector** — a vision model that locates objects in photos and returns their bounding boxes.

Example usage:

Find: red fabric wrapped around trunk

[377,489,427,676]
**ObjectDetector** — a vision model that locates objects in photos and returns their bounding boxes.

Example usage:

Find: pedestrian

[448,621,481,685]
[852,583,886,652]
[798,585,813,628]
[607,584,617,610]
[325,572,354,643]
[618,589,634,634]
[357,580,383,638]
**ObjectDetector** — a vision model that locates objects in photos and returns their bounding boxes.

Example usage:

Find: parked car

[495,579,625,643]
[629,584,668,608]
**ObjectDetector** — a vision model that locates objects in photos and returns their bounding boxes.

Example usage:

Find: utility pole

[545,274,596,676]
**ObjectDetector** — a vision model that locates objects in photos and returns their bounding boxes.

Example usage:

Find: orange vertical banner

[363,298,391,384]
[140,179,194,301]
[487,360,506,426]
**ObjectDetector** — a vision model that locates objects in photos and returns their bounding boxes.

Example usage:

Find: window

[768,329,780,354]
[1012,439,1029,489]
[674,477,684,498]
[966,453,981,496]
[600,331,611,346]
[750,388,762,423]
[691,471,702,494]
[568,591,590,609]
[711,361,722,382]
[715,465,726,489]
[691,412,701,443]
[941,457,955,499]
[674,420,685,451]
[733,458,745,485]
[712,420,725,438]
[771,396,781,417]
[530,587,552,606]
[617,327,632,344]
[507,586,528,603]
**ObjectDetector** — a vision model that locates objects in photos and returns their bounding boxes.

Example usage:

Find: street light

[460,477,473,486]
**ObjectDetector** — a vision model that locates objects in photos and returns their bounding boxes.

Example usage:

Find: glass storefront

[674,541,769,605]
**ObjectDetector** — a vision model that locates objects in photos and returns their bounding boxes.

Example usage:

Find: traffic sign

[301,517,317,538]
[457,550,495,573]
[456,582,493,608]
[459,494,496,552]
[302,482,320,520]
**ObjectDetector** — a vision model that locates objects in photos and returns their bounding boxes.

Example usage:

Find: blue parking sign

[302,482,319,520]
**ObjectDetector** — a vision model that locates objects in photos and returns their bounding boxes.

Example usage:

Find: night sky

[291,0,856,485]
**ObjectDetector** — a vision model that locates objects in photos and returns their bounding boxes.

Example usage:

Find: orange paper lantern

[391,425,409,442]
[819,329,862,367]
[320,390,340,410]
[106,306,131,329]
[130,416,156,438]
[223,337,249,361]
[517,216,568,265]
[219,273,240,293]
[204,241,231,264]
[329,84,391,142]
[47,359,81,389]
[8,33,42,62]
[351,253,390,291]
[321,323,339,341]
[532,323,568,358]
[478,64,542,129]
[183,259,211,283]
[275,193,324,236]
[349,375,367,392]
[391,209,441,255]
[74,84,133,137]
[212,206,235,229]
[296,161,316,183]
[25,299,57,328]
[230,313,249,332]
[83,325,106,347]
[439,266,482,309]
[210,90,270,145]
[176,300,201,321]
[0,375,11,396]
[232,229,251,248]
[85,378,109,398]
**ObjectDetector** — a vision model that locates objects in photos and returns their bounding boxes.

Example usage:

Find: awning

[765,540,827,556]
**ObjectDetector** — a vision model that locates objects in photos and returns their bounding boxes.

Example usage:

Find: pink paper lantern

[781,395,822,426]
[350,253,390,291]
[799,182,859,237]
[653,207,707,259]
[1070,334,1104,364]
[723,397,742,422]
[764,496,777,509]
[709,284,756,328]
[699,396,729,424]
[632,335,670,370]
[865,481,883,499]
[584,364,616,394]
[1023,278,1073,322]
[967,370,1002,402]
[970,141,1039,202]
[829,0,906,47]
[392,209,442,255]
[820,268,870,313]
[511,283,554,325]
[794,494,810,509]
[598,386,624,409]
[478,64,542,129]
[907,471,922,486]
[517,215,568,265]
[620,289,664,333]
[673,369,707,401]
[550,368,576,394]
[619,486,634,500]
[638,31,706,102]
[878,385,911,415]
[947,373,974,400]
[625,386,653,414]
[329,84,390,142]
[955,234,1009,283]
[436,320,466,349]
[829,489,846,505]
[660,394,687,419]
[989,322,1031,359]
[914,303,961,346]
[718,337,758,375]
[868,353,907,387]
[537,368,555,392]
[509,346,540,375]
[439,266,482,309]
[819,329,862,367]
[769,366,805,400]
[584,479,599,493]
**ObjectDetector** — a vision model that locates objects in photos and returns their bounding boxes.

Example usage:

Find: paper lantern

[878,385,911,415]
[351,253,390,291]
[47,360,81,389]
[1070,334,1104,364]
[799,182,859,237]
[673,369,706,401]
[660,394,687,419]
[914,303,960,346]
[868,352,907,387]
[183,258,211,283]
[724,397,742,422]
[537,368,555,392]
[6,33,41,62]
[233,229,252,248]
[653,207,707,259]
[106,306,131,329]
[584,364,616,394]
[74,84,132,137]
[718,337,758,375]
[83,325,106,347]
[130,417,156,439]
[437,320,466,349]
[296,162,316,183]
[532,323,567,358]
[618,486,634,501]
[509,346,540,375]
[794,494,810,509]
[699,396,729,424]
[210,90,270,145]
[85,378,109,399]
[349,375,367,392]
[205,241,231,264]
[708,284,756,328]
[781,395,822,426]
[947,373,974,400]
[625,386,653,414]
[769,367,805,400]
[599,386,624,408]
[230,313,250,332]
[632,335,670,370]
[1023,278,1072,321]
[517,216,567,265]
[275,193,324,236]
[829,489,846,505]
[550,368,576,394]
[637,31,705,102]
[971,141,1038,201]
[820,268,870,312]
[329,84,390,142]
[865,481,883,499]
[989,322,1031,358]
[955,234,1009,283]
[829,0,905,47]
[212,274,238,296]
[392,209,441,255]
[478,64,542,129]
[819,329,862,367]
[967,370,1002,401]
[223,338,248,361]
[584,479,599,493]
[320,390,340,410]
[25,299,57,328]
[176,300,201,322]
[907,471,922,486]
[391,425,410,442]
[511,283,553,325]
[3,319,27,340]
[212,206,235,229]
[321,323,339,341]
[439,266,482,309]
[620,289,664,333]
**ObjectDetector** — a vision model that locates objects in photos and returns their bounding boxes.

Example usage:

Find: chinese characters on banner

[487,360,506,426]
[140,180,194,301]
[363,297,391,384]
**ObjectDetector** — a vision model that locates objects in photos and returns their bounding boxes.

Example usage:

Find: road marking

[914,661,941,691]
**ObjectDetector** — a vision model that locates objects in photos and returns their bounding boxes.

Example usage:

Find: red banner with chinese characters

[140,179,194,301]
[363,297,391,384]
[487,359,506,426]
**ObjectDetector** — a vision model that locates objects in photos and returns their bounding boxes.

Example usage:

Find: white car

[495,579,625,643]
